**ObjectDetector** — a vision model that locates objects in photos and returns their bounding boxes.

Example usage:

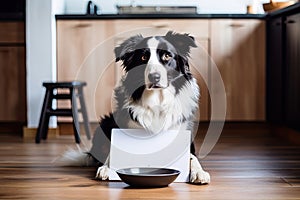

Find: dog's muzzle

[148,72,160,84]
[147,72,166,89]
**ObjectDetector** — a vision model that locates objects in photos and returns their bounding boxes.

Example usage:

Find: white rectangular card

[108,129,191,182]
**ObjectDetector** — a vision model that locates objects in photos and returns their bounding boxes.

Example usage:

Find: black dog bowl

[116,167,180,188]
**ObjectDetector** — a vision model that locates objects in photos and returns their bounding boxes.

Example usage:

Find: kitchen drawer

[0,22,24,44]
[113,19,209,39]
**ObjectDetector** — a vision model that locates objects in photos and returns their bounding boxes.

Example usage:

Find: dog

[62,31,210,184]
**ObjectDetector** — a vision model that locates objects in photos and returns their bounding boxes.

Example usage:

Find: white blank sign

[108,129,191,182]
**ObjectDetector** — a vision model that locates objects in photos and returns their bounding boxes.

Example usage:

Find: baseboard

[23,127,59,140]
[58,123,74,135]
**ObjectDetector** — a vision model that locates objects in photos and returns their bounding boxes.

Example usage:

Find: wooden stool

[35,81,91,143]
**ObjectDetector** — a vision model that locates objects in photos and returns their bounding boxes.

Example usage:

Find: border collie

[65,31,210,184]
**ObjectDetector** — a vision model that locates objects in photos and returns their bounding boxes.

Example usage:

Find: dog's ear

[164,31,197,57]
[114,35,144,62]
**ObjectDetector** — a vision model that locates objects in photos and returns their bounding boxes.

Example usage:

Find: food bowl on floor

[116,167,180,188]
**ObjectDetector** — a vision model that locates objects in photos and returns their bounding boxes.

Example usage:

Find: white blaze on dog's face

[145,38,169,90]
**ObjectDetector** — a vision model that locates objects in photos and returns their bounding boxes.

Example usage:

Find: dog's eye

[162,53,172,61]
[141,55,148,61]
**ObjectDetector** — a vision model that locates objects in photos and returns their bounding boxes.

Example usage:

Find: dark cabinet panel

[0,0,25,20]
[267,12,300,131]
[267,17,283,123]
[0,22,26,133]
[285,13,300,130]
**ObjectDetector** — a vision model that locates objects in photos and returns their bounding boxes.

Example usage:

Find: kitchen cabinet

[56,19,210,121]
[267,11,300,131]
[57,18,266,122]
[211,19,266,121]
[57,20,116,122]
[0,22,26,125]
[285,12,300,130]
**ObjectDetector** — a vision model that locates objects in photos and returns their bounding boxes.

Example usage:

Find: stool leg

[78,87,91,140]
[71,88,81,143]
[72,119,80,144]
[36,88,52,143]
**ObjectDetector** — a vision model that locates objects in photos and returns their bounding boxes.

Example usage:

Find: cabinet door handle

[275,22,281,26]
[73,23,92,28]
[286,20,295,24]
[229,23,244,28]
[151,22,168,28]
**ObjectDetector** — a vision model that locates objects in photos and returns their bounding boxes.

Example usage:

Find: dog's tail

[53,146,97,167]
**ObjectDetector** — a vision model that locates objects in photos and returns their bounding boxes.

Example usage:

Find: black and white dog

[65,31,210,184]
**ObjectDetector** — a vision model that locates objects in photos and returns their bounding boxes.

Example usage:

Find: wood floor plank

[1,126,300,200]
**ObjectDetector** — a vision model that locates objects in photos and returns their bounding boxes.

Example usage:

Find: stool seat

[42,81,86,88]
[35,81,91,143]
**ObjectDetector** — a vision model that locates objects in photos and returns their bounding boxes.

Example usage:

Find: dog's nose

[148,72,161,84]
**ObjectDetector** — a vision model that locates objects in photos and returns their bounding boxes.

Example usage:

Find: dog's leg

[190,154,210,184]
[95,156,110,180]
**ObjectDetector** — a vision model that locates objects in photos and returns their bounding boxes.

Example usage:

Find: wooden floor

[1,125,300,200]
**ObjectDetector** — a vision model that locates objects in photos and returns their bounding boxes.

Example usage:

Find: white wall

[26,0,64,128]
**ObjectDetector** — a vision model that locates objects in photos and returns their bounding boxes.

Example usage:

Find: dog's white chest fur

[126,81,198,134]
[140,89,175,133]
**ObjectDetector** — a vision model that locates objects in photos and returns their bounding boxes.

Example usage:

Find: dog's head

[115,31,197,99]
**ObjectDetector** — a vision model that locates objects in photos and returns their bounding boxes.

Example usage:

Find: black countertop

[55,2,300,20]
[56,13,266,20]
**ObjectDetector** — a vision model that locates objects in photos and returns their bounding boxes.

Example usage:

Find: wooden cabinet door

[57,20,116,121]
[0,22,26,123]
[211,19,266,121]
[0,46,26,121]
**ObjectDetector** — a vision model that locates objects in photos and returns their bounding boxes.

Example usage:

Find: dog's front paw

[190,169,210,184]
[95,165,109,180]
